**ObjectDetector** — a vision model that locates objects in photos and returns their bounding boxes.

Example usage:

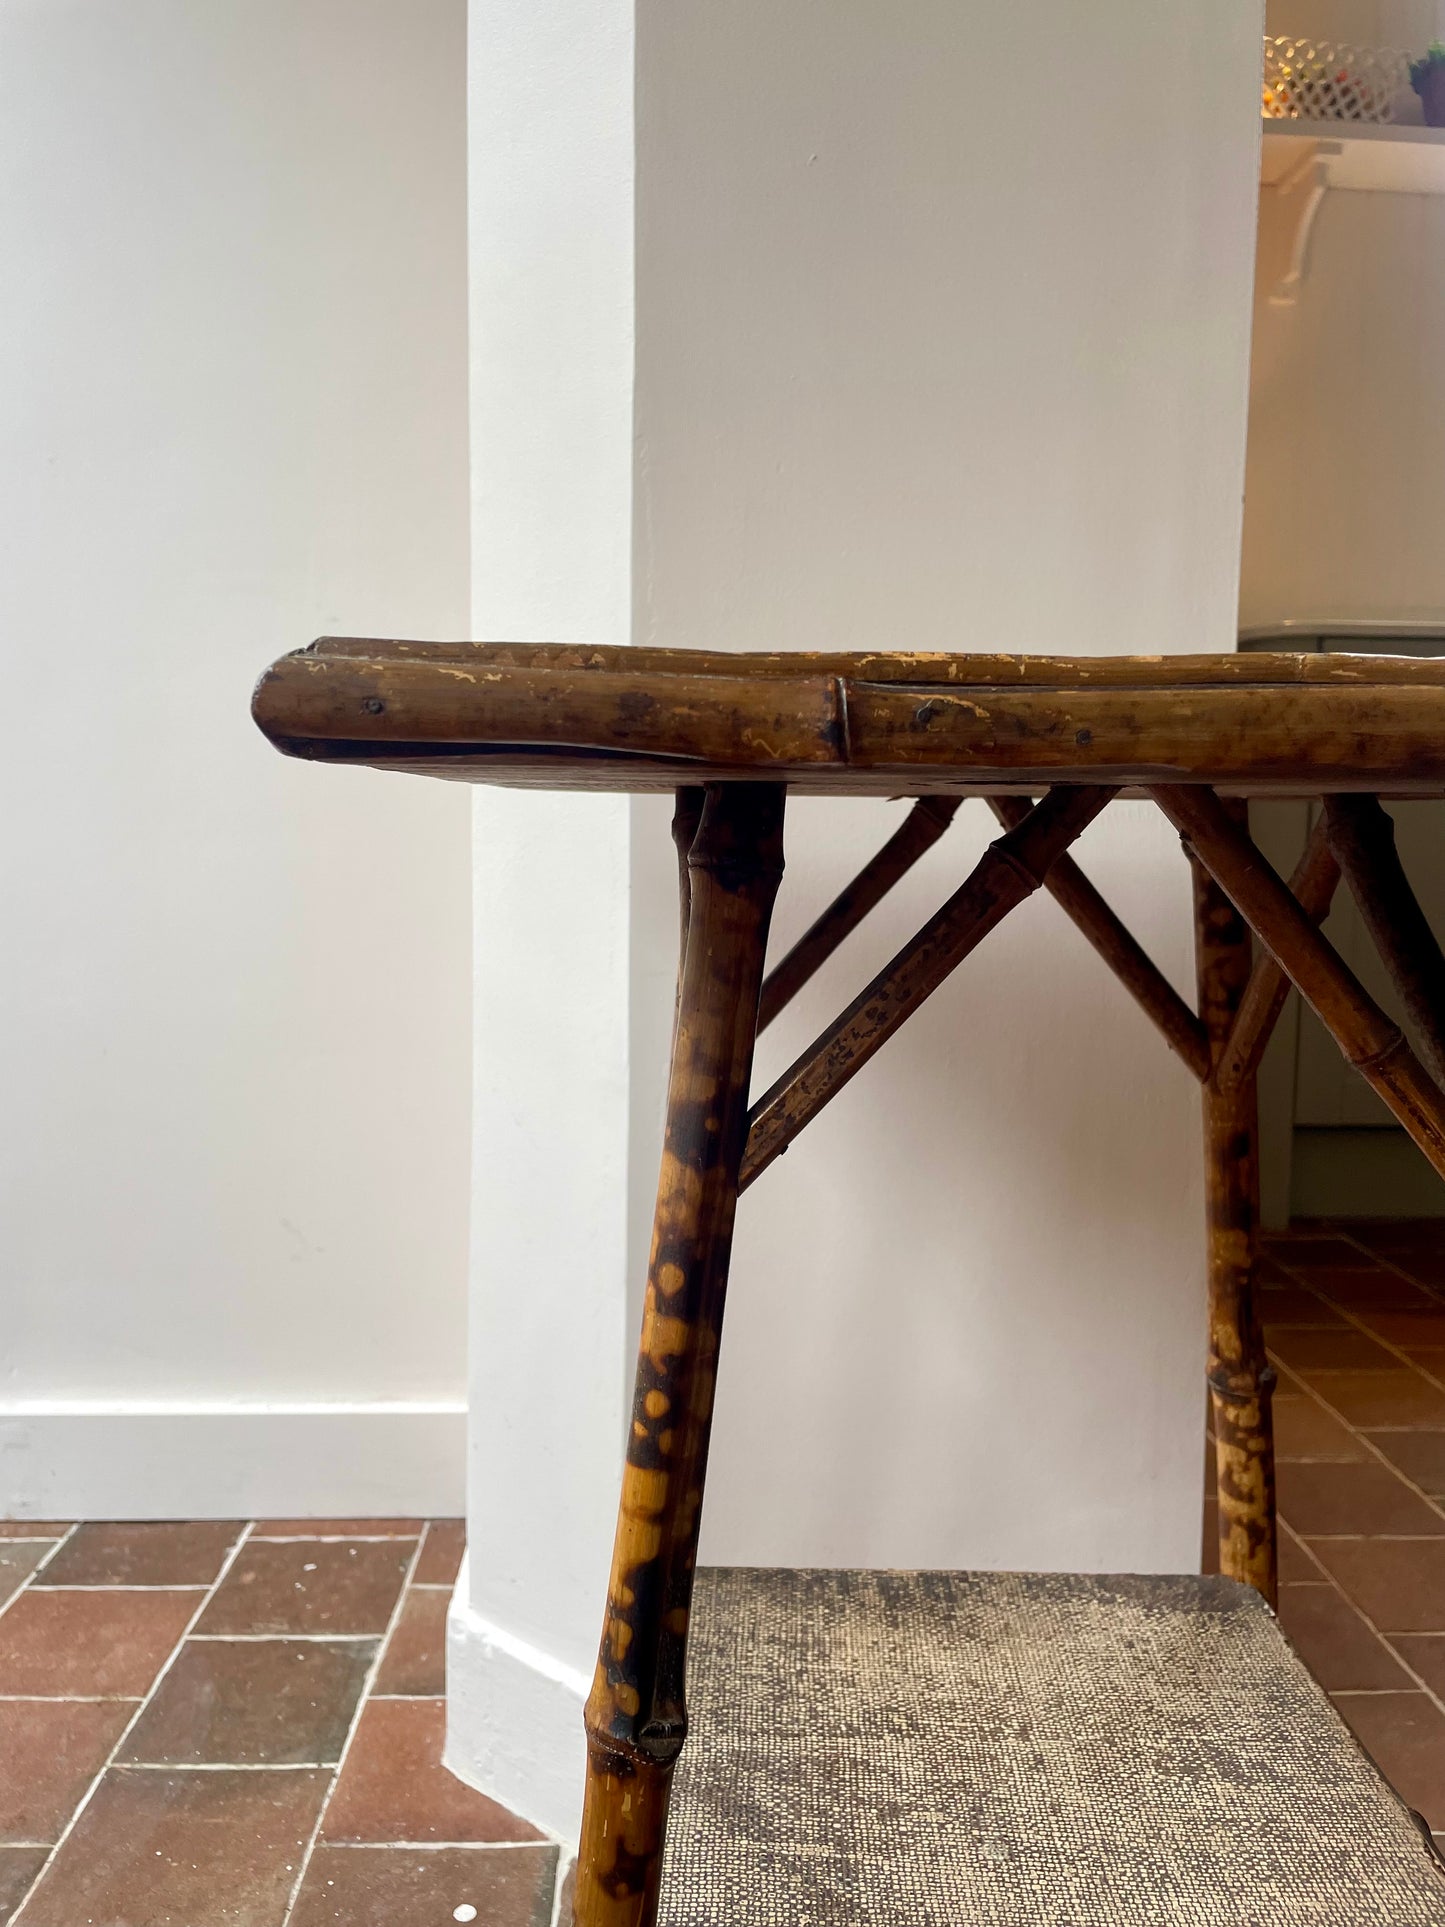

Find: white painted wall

[0,0,471,1517]
[456,0,1264,1841]
[452,0,638,1836]
[1244,2,1445,1215]
[1245,1,1445,622]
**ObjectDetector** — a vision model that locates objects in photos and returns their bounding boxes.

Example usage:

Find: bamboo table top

[252,640,1445,795]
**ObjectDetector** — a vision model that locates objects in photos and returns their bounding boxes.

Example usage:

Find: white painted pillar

[453,0,1264,1843]
[446,0,637,1840]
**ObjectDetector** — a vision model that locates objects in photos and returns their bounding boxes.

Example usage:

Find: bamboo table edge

[248,637,1445,1927]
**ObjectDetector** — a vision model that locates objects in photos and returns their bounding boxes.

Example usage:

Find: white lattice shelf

[1262,119,1445,195]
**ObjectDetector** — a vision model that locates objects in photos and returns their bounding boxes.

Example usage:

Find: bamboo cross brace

[987,794,1210,1080]
[1216,812,1340,1097]
[1325,794,1445,1089]
[757,796,961,1029]
[739,785,1116,1189]
[1151,785,1445,1182]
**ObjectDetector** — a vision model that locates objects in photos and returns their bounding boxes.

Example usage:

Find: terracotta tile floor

[5,1222,1445,1921]
[1207,1218,1445,1850]
[0,1518,561,1927]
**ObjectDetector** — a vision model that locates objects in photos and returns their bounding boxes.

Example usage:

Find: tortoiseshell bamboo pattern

[247,637,1445,1924]
[575,784,785,1927]
[253,638,1445,793]
[1192,824,1277,1605]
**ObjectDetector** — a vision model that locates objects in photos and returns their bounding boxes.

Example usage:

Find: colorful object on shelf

[1262,35,1406,124]
[1410,42,1445,127]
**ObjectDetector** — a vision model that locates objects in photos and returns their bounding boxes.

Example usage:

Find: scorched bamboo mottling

[575,784,785,1927]
[247,636,1445,1925]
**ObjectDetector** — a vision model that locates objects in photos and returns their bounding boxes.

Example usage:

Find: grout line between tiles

[277,1524,427,1924]
[249,1536,424,1545]
[111,1761,339,1773]
[1334,1229,1445,1304]
[32,1584,210,1594]
[0,1527,79,1629]
[1329,1688,1429,1698]
[1268,1281,1445,1524]
[1275,1453,1373,1463]
[7,1523,255,1927]
[1278,1520,1324,1580]
[0,1695,141,1704]
[1268,1256,1445,1728]
[547,1847,573,1927]
[322,1840,553,1853]
[1292,1533,1445,1542]
[186,1632,383,1644]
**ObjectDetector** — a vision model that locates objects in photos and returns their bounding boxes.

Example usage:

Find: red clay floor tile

[1296,1269,1443,1311]
[0,1524,69,1540]
[35,1521,243,1588]
[1276,1583,1411,1691]
[1200,1500,1218,1577]
[1347,1220,1445,1259]
[252,1521,422,1540]
[1277,1459,1445,1537]
[0,1849,46,1926]
[1260,1285,1346,1328]
[1367,1430,1445,1497]
[119,1638,376,1767]
[1267,1235,1379,1269]
[0,1589,197,1697]
[1351,1307,1445,1350]
[0,1699,135,1843]
[1278,1528,1325,1581]
[1272,1390,1367,1461]
[291,1844,558,1927]
[322,1700,544,1845]
[19,1766,330,1927]
[1297,1369,1445,1430]
[413,1522,464,1588]
[1332,1692,1445,1832]
[197,1541,410,1638]
[374,1589,448,1697]
[1389,1636,1445,1699]
[1310,1538,1445,1634]
[1267,1327,1406,1373]
[0,1543,54,1609]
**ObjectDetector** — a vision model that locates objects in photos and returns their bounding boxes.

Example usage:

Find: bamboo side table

[254,642,1445,1926]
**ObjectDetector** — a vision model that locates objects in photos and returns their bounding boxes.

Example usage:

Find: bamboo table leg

[575,782,786,1927]
[1193,836,1277,1605]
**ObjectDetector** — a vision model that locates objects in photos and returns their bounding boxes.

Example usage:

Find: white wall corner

[445,1557,590,1846]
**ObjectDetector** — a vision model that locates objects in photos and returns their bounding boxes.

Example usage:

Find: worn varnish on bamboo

[253,640,1445,794]
[251,639,1445,1927]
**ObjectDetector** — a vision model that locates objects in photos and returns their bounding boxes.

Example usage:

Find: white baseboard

[0,1401,466,1519]
[445,1576,588,1846]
